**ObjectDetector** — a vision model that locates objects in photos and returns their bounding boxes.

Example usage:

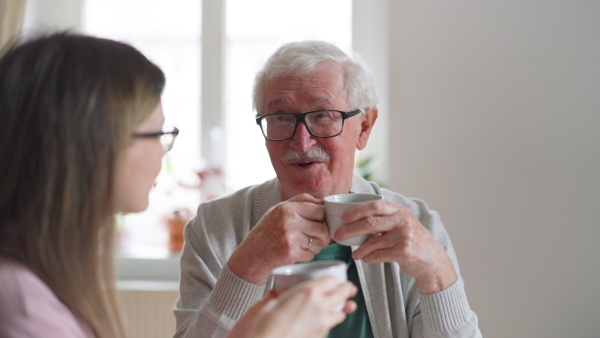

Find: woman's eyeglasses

[132,126,179,152]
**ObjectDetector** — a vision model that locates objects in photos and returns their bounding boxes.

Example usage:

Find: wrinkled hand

[333,201,458,294]
[230,277,357,338]
[228,194,330,284]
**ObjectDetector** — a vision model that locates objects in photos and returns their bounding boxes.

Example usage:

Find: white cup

[324,193,383,246]
[272,260,347,311]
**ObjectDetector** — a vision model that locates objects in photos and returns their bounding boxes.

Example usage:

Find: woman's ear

[356,107,378,150]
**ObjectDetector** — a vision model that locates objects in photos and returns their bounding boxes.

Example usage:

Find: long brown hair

[0,33,165,337]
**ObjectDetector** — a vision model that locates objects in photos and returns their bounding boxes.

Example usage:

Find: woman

[0,33,355,337]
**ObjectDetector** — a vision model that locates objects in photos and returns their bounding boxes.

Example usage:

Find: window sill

[116,247,181,291]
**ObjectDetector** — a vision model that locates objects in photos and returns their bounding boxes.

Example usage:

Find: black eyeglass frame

[255,109,363,141]
[132,126,179,152]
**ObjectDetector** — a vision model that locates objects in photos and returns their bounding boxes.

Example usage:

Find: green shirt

[312,243,374,338]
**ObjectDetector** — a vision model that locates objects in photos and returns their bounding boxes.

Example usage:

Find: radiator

[118,288,180,338]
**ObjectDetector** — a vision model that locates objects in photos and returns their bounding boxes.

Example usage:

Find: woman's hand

[229,276,357,338]
[228,291,277,338]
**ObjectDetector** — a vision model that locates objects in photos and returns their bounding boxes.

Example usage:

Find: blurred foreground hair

[0,32,165,337]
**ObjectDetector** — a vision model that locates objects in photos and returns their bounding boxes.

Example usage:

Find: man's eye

[275,115,293,122]
[313,111,336,120]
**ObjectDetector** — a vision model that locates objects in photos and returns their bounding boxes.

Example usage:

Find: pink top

[0,259,92,337]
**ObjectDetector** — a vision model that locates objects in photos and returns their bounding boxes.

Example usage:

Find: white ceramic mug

[324,193,383,246]
[272,260,347,311]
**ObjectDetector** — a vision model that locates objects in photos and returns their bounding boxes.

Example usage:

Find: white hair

[252,40,380,114]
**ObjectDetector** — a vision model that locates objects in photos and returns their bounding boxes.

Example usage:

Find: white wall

[353,0,390,184]
[387,1,600,337]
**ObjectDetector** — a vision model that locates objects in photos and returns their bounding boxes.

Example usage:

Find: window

[83,0,202,255]
[83,0,354,255]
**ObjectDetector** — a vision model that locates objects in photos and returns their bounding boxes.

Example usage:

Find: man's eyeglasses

[132,126,179,152]
[255,109,362,141]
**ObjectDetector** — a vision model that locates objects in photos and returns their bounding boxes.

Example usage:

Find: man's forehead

[267,96,334,109]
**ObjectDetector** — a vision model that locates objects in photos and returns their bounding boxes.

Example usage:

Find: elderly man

[174,41,481,338]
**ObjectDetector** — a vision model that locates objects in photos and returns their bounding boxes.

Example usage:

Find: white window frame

[21,0,389,281]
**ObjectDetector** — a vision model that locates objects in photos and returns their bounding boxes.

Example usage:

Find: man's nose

[289,121,316,152]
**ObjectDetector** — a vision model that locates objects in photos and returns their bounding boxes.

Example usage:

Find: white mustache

[280,147,330,162]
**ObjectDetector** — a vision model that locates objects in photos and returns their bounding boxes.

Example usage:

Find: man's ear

[357,107,378,150]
